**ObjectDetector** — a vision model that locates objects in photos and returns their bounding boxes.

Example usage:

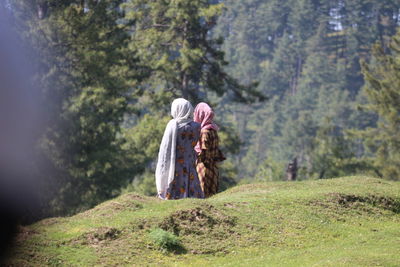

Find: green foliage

[11,0,145,215]
[355,34,400,180]
[122,170,157,197]
[218,160,238,191]
[122,114,170,173]
[122,0,262,103]
[149,228,182,252]
[308,119,365,179]
[254,157,286,182]
[214,0,400,181]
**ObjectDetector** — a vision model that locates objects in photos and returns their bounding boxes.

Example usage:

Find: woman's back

[193,102,225,198]
[166,121,203,199]
[176,121,200,165]
[166,121,204,199]
[155,98,204,200]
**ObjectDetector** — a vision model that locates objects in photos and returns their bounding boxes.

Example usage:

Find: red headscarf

[193,102,219,153]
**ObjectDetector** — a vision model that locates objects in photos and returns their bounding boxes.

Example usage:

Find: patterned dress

[165,121,204,200]
[196,129,225,198]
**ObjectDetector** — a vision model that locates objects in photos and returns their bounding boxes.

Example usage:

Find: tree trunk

[291,57,302,95]
[182,72,189,99]
[180,19,191,100]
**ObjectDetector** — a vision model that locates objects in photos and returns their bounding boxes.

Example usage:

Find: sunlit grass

[7,176,400,266]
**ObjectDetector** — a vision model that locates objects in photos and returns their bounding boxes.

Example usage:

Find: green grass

[7,176,400,266]
[148,228,182,252]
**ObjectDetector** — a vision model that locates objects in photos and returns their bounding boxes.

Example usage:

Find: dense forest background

[214,0,400,182]
[1,0,400,219]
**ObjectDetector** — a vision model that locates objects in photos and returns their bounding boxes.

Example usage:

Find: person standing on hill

[155,98,204,200]
[194,102,225,197]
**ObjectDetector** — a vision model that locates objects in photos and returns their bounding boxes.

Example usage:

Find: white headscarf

[155,98,194,199]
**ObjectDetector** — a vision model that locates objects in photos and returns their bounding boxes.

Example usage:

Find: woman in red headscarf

[193,102,225,197]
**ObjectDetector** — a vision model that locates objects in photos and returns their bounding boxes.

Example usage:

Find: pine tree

[310,118,362,179]
[123,0,262,103]
[358,35,400,180]
[11,0,145,215]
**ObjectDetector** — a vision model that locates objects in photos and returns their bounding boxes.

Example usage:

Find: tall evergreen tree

[358,35,400,180]
[11,0,145,215]
[123,0,262,103]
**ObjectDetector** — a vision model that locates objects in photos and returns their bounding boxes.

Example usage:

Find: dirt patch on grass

[312,193,400,214]
[158,204,238,255]
[131,218,157,231]
[159,204,237,236]
[333,194,400,212]
[74,227,121,246]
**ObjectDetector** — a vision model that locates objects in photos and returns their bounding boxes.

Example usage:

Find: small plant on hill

[149,228,183,253]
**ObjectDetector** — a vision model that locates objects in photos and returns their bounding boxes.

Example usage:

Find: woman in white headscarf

[155,98,204,200]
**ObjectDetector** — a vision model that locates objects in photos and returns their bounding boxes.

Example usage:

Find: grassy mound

[159,203,236,235]
[6,176,400,266]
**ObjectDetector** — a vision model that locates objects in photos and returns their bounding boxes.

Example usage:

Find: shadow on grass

[165,243,187,255]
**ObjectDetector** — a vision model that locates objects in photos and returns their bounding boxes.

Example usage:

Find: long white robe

[155,98,194,199]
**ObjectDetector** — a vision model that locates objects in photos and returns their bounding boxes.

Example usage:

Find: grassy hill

[6,177,400,266]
